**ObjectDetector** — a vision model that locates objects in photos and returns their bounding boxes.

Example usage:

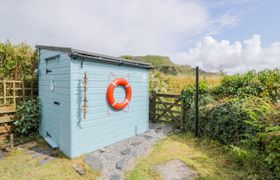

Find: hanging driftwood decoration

[83,72,88,119]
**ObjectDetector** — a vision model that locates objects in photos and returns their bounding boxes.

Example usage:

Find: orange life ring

[107,78,132,110]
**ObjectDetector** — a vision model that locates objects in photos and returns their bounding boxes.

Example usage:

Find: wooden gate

[150,92,185,129]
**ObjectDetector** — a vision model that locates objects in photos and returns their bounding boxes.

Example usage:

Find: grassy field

[0,139,100,180]
[166,75,222,94]
[0,133,268,180]
[127,133,259,180]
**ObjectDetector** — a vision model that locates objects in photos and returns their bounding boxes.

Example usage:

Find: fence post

[3,80,6,104]
[180,97,185,130]
[10,134,14,149]
[13,81,16,108]
[22,80,25,99]
[152,91,157,123]
[195,66,199,137]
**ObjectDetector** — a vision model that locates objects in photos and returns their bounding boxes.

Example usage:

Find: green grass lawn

[0,133,266,180]
[0,139,100,180]
[127,133,259,180]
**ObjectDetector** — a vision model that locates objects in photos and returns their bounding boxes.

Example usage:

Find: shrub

[213,69,280,102]
[14,98,40,136]
[198,97,274,145]
[0,41,37,80]
[182,71,280,177]
[182,80,211,106]
[258,123,280,177]
[184,95,280,177]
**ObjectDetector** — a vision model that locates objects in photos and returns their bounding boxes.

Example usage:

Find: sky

[0,0,279,74]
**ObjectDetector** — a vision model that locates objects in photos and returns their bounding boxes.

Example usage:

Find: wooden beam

[0,115,16,123]
[0,125,12,134]
[3,80,6,104]
[0,106,16,114]
[155,101,182,107]
[156,108,181,114]
[151,91,157,123]
[22,80,25,99]
[180,98,185,129]
[156,93,181,98]
[13,81,16,107]
[0,96,24,99]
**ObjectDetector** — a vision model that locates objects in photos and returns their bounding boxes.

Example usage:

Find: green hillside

[121,55,174,66]
[120,55,217,75]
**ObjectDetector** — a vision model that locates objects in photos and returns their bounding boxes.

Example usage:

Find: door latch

[53,101,60,105]
[46,68,52,74]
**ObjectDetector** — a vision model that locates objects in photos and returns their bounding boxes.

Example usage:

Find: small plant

[14,98,40,136]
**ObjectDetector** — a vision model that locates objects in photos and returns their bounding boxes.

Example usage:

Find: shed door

[44,57,60,147]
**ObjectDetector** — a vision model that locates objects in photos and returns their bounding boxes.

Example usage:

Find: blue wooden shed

[36,45,152,158]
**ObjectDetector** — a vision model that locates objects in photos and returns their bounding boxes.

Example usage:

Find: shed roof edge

[36,45,153,69]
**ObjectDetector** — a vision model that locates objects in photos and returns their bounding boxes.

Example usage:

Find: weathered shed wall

[70,58,149,157]
[38,46,150,158]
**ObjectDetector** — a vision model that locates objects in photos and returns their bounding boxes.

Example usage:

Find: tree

[0,41,37,80]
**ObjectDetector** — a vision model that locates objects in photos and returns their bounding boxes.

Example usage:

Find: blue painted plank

[70,57,149,157]
[38,49,72,157]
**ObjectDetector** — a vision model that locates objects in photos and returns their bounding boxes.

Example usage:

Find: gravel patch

[86,123,174,180]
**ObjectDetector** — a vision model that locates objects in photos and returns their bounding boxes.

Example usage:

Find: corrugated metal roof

[36,45,153,69]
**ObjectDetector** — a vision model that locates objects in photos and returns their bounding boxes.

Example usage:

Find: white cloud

[0,0,207,55]
[0,0,237,56]
[1,0,270,74]
[174,35,280,74]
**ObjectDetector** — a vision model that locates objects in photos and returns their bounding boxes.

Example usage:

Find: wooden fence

[0,80,37,139]
[150,91,185,129]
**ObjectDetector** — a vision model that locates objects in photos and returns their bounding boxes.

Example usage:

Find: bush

[0,41,37,80]
[213,69,280,102]
[189,97,280,178]
[14,98,40,136]
[182,80,211,106]
[182,80,214,131]
[182,69,280,178]
[258,124,280,177]
[198,97,274,144]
